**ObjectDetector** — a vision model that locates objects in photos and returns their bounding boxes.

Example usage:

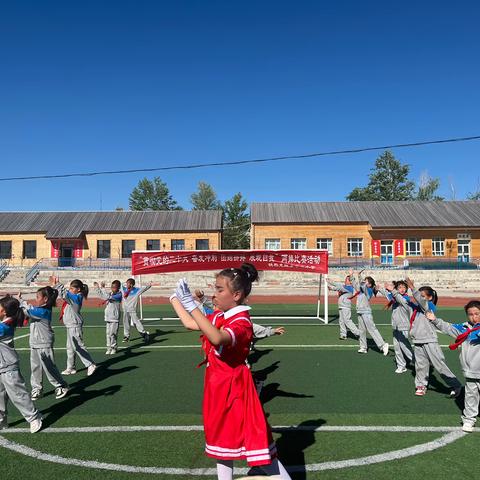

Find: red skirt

[203,363,276,466]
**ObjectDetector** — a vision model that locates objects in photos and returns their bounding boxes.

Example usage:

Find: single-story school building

[250,201,480,265]
[0,210,222,267]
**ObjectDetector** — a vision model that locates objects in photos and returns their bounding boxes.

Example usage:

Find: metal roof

[251,201,480,228]
[0,211,223,239]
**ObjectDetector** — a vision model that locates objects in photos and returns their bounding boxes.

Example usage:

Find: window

[265,238,281,250]
[97,240,111,259]
[146,240,160,251]
[432,237,445,256]
[121,240,135,258]
[196,239,209,250]
[171,239,185,250]
[23,240,37,259]
[0,241,12,259]
[316,238,333,255]
[290,238,307,249]
[347,238,363,257]
[406,238,421,256]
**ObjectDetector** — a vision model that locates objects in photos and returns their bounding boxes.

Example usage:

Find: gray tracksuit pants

[463,380,480,425]
[414,343,461,389]
[0,369,40,424]
[106,322,119,349]
[358,312,385,350]
[30,348,67,390]
[123,312,146,337]
[66,327,95,370]
[392,329,414,369]
[339,308,360,338]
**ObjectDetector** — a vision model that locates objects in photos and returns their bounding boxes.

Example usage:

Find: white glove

[175,278,197,313]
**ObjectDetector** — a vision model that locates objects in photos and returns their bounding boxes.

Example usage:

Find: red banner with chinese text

[131,250,328,275]
[51,241,59,258]
[74,241,83,258]
[371,240,380,258]
[394,239,405,257]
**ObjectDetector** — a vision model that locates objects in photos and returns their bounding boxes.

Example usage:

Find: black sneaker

[122,336,129,343]
[142,331,150,343]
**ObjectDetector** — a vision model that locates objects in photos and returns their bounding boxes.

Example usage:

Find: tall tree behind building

[222,193,250,249]
[346,150,415,201]
[190,181,222,210]
[129,177,183,211]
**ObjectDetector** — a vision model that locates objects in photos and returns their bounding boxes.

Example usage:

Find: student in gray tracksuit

[52,278,97,376]
[19,286,68,400]
[94,280,122,354]
[405,278,461,397]
[328,276,360,340]
[0,296,42,433]
[427,300,480,432]
[380,281,414,373]
[121,278,151,343]
[351,271,389,355]
[426,300,480,432]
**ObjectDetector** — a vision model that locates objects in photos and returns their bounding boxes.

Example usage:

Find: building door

[380,241,394,265]
[458,240,470,263]
[59,244,75,267]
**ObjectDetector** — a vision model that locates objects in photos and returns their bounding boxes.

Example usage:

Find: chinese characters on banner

[51,241,59,258]
[131,250,328,275]
[74,241,83,258]
[394,239,405,258]
[371,240,380,258]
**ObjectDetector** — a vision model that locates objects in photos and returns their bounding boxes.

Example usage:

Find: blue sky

[1,1,479,211]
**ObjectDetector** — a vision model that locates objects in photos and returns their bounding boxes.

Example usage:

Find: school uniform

[409,290,461,390]
[0,318,41,425]
[121,284,151,337]
[95,288,122,350]
[431,317,480,425]
[54,284,95,371]
[20,302,67,391]
[201,305,277,466]
[378,289,414,369]
[328,282,360,338]
[351,277,386,351]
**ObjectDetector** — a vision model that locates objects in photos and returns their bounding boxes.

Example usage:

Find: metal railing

[25,260,43,285]
[0,261,8,282]
[30,257,132,271]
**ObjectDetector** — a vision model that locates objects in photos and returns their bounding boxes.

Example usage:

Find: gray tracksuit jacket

[431,318,480,379]
[121,285,151,313]
[329,282,356,310]
[378,289,412,331]
[252,323,276,339]
[408,289,438,344]
[351,276,373,314]
[54,283,85,327]
[0,319,19,373]
[95,288,122,322]
[20,301,55,348]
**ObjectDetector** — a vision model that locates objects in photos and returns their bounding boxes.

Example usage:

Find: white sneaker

[31,388,42,400]
[0,418,7,430]
[55,387,69,399]
[105,348,112,355]
[87,364,97,376]
[462,422,474,433]
[357,348,367,354]
[395,367,407,374]
[382,343,389,356]
[61,368,77,375]
[30,417,42,433]
[109,348,117,355]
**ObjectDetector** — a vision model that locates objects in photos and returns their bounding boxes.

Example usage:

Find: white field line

[0,426,468,475]
[1,424,476,434]
[14,332,31,340]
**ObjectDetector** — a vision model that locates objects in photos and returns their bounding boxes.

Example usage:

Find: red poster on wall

[74,241,83,258]
[394,239,405,257]
[371,240,380,258]
[51,241,59,258]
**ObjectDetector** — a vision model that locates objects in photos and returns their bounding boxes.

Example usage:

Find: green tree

[467,179,480,200]
[222,193,250,249]
[346,151,415,201]
[129,177,183,211]
[190,181,222,210]
[415,172,444,201]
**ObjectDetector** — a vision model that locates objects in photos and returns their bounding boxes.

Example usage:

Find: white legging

[216,458,291,479]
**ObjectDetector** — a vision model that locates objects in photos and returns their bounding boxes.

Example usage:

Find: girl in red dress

[170,263,291,480]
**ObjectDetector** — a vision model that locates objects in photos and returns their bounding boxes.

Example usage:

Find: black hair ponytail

[0,296,26,328]
[70,279,89,299]
[218,262,259,298]
[37,286,59,309]
[419,286,438,305]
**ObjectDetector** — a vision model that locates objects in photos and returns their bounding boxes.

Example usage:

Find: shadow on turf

[274,418,326,480]
[260,382,314,405]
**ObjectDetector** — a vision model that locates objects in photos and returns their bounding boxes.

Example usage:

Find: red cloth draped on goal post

[131,250,328,275]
